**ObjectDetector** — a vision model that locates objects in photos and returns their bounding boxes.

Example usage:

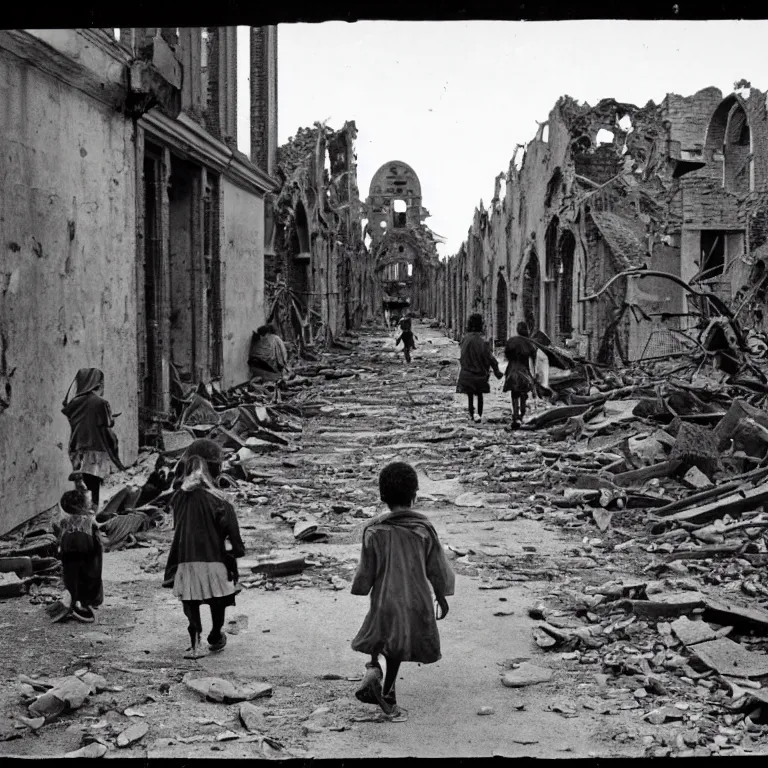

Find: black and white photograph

[2,13,768,760]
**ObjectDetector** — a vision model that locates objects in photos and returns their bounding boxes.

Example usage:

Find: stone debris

[501,663,554,688]
[116,721,149,748]
[183,675,273,704]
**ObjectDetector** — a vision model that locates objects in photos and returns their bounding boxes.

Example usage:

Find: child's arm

[426,536,455,619]
[350,529,377,596]
[395,334,402,347]
[221,502,246,558]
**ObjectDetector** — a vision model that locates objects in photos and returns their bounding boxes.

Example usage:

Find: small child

[503,322,538,427]
[456,313,502,422]
[163,439,245,658]
[351,462,455,721]
[52,490,104,623]
[395,325,417,364]
[62,368,125,512]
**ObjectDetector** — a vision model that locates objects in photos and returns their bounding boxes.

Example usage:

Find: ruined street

[2,318,768,759]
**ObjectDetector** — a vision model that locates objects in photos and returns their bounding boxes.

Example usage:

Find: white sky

[237,21,768,257]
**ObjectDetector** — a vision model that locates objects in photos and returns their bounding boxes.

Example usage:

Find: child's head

[60,489,90,516]
[517,321,530,337]
[379,462,419,508]
[467,313,484,333]
[183,438,223,478]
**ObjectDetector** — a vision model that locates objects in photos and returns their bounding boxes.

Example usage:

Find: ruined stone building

[438,84,768,366]
[365,161,442,319]
[0,27,278,534]
[268,121,372,345]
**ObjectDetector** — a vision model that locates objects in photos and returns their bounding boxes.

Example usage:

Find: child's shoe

[208,632,227,653]
[355,663,388,709]
[473,413,481,423]
[72,604,95,623]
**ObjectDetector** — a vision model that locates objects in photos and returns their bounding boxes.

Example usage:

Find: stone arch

[495,272,508,344]
[522,250,540,333]
[704,94,752,194]
[369,160,423,200]
[558,231,576,337]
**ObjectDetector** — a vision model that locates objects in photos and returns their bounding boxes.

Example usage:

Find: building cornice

[140,110,279,196]
[0,29,129,109]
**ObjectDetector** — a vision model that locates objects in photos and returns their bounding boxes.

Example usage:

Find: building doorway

[495,273,508,343]
[522,250,540,332]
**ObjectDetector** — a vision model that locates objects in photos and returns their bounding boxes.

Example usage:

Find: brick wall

[574,145,620,185]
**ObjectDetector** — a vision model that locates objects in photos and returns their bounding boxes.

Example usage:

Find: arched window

[522,250,540,332]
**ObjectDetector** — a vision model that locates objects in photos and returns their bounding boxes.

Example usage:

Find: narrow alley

[1,318,765,759]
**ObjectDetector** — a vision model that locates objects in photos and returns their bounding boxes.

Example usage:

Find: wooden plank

[663,483,768,525]
[611,459,682,487]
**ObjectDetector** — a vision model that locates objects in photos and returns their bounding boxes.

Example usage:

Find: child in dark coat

[163,439,245,658]
[395,319,417,364]
[62,368,124,512]
[503,321,538,427]
[52,490,104,623]
[456,313,502,422]
[351,462,455,721]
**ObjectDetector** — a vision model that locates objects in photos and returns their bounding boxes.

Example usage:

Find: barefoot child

[351,462,455,720]
[62,368,125,512]
[163,439,245,658]
[456,313,502,422]
[51,489,104,623]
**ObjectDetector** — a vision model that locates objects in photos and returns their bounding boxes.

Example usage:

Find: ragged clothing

[62,368,123,476]
[503,335,537,395]
[396,330,416,350]
[248,331,288,375]
[52,506,104,608]
[163,471,245,605]
[351,508,455,664]
[456,332,501,395]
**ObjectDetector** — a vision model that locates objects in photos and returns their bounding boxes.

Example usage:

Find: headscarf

[172,440,224,491]
[62,368,104,408]
[173,454,227,500]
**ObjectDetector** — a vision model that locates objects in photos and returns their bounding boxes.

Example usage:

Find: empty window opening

[364,233,372,249]
[522,250,541,332]
[617,114,633,133]
[495,273,508,344]
[541,124,549,143]
[324,148,331,180]
[407,264,413,277]
[558,232,575,336]
[700,231,725,280]
[380,221,387,229]
[295,202,310,254]
[398,246,405,253]
[360,218,368,238]
[113,28,121,41]
[596,128,614,145]
[393,199,407,212]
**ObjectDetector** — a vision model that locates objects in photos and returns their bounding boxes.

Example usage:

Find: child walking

[456,313,502,422]
[503,321,538,428]
[163,439,245,658]
[51,489,104,623]
[62,368,125,513]
[395,315,417,364]
[351,462,455,721]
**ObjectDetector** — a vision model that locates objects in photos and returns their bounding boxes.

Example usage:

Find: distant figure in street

[351,462,455,721]
[248,324,289,380]
[395,314,417,363]
[456,313,502,423]
[62,368,125,512]
[503,322,538,428]
[51,489,104,624]
[163,439,245,659]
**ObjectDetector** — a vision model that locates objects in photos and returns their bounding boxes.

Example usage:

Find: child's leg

[182,601,203,649]
[207,600,227,649]
[382,656,401,699]
[404,347,411,363]
[511,393,520,422]
[520,392,528,421]
[467,394,474,416]
[476,393,484,418]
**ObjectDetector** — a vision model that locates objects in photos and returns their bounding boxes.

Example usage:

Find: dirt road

[0,321,721,757]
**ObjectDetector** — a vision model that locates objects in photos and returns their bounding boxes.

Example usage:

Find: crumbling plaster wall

[220,178,265,387]
[0,43,138,534]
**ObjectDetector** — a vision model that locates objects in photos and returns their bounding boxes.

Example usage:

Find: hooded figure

[248,325,289,380]
[62,368,124,509]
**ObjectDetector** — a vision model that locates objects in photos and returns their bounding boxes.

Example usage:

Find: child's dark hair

[60,489,89,515]
[517,321,530,337]
[379,462,419,507]
[467,313,484,333]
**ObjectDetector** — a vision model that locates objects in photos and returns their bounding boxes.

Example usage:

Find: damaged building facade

[268,147,444,344]
[0,27,278,534]
[266,121,372,346]
[439,84,768,366]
